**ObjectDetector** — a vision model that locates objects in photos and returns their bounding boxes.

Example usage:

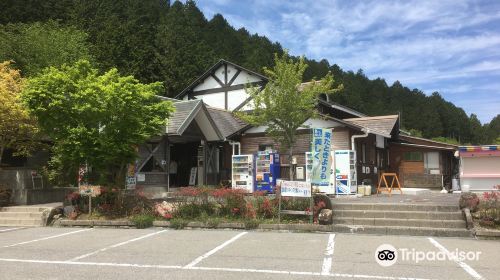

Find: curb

[53,219,472,237]
[474,229,500,240]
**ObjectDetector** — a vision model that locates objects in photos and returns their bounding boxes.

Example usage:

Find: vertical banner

[311,128,333,193]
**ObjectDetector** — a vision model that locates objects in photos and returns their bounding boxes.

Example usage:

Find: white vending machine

[231,154,254,192]
[334,150,357,195]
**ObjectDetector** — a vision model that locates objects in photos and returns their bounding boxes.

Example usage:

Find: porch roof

[166,99,224,141]
[343,115,399,138]
[206,106,249,138]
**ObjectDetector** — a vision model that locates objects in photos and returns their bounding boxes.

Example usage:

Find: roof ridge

[344,115,398,121]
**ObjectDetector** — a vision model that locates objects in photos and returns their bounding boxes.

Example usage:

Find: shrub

[131,214,155,229]
[0,187,12,207]
[170,218,188,229]
[459,192,480,212]
[244,219,260,229]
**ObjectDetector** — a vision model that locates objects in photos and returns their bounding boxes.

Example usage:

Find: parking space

[197,231,328,272]
[332,234,469,279]
[0,227,497,280]
[83,229,240,266]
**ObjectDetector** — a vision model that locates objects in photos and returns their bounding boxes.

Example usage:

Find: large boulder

[318,209,333,225]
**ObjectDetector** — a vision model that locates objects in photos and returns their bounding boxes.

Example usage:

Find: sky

[194,0,500,124]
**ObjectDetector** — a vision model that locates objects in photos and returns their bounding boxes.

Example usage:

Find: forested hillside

[0,0,498,144]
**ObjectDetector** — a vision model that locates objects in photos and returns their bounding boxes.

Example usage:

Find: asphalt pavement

[0,226,497,280]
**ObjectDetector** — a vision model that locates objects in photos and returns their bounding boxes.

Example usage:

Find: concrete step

[0,206,50,213]
[0,218,44,226]
[333,209,463,220]
[332,203,459,212]
[0,212,45,218]
[332,224,472,238]
[333,217,466,228]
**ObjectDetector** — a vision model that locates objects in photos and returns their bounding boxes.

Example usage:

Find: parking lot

[0,226,497,280]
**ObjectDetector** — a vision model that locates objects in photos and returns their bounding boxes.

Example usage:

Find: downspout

[351,128,370,151]
[229,141,241,155]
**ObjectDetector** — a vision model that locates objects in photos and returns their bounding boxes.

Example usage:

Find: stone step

[333,217,466,228]
[0,206,50,213]
[332,224,472,238]
[0,212,45,218]
[331,203,459,212]
[333,209,463,220]
[0,218,44,226]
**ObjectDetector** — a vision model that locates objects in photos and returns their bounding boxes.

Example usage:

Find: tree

[239,52,342,179]
[0,61,38,165]
[22,60,174,186]
[0,21,94,76]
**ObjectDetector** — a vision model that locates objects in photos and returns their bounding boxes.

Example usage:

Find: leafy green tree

[155,0,216,96]
[22,60,174,186]
[0,61,39,165]
[0,21,93,76]
[239,52,342,178]
[70,0,168,83]
[0,0,74,24]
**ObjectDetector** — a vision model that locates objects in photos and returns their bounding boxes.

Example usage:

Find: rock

[318,209,333,225]
[63,206,75,217]
[53,214,62,220]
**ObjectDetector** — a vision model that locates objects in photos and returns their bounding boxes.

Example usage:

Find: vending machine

[334,150,357,195]
[254,151,280,193]
[231,154,254,193]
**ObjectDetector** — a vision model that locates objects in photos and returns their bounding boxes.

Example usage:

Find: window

[424,152,439,169]
[258,144,273,152]
[403,151,423,161]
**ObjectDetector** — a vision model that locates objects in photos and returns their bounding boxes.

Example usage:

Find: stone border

[474,229,500,239]
[54,219,332,232]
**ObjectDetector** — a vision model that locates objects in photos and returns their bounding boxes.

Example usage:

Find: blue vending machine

[254,151,280,193]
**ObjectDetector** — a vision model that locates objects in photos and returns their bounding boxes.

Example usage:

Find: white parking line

[2,228,93,248]
[321,233,336,275]
[184,231,248,268]
[0,258,435,280]
[68,229,168,261]
[428,237,483,280]
[0,227,22,232]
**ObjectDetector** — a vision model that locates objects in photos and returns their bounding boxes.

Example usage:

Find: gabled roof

[206,106,249,138]
[166,100,223,140]
[175,59,268,99]
[343,115,399,138]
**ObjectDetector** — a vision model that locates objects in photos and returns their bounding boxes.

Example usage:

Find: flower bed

[466,185,500,230]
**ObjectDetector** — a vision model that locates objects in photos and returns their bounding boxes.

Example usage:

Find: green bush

[131,214,155,229]
[170,218,188,229]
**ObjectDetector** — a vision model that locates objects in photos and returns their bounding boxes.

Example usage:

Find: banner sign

[279,180,312,197]
[311,128,333,187]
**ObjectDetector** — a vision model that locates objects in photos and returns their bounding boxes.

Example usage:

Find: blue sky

[194,0,500,124]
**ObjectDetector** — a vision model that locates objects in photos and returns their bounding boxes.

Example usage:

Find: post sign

[280,180,312,197]
[126,162,138,189]
[79,185,102,197]
[311,128,334,192]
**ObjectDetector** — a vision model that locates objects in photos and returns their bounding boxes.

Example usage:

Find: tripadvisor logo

[375,243,482,267]
[375,244,397,267]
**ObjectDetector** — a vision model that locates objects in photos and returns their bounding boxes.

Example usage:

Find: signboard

[137,173,146,182]
[189,167,197,186]
[335,150,351,194]
[280,180,312,197]
[311,128,334,193]
[79,185,101,197]
[126,161,138,189]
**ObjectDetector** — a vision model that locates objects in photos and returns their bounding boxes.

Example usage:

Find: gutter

[351,128,370,151]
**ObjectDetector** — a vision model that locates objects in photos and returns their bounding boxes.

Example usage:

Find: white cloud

[195,0,500,123]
